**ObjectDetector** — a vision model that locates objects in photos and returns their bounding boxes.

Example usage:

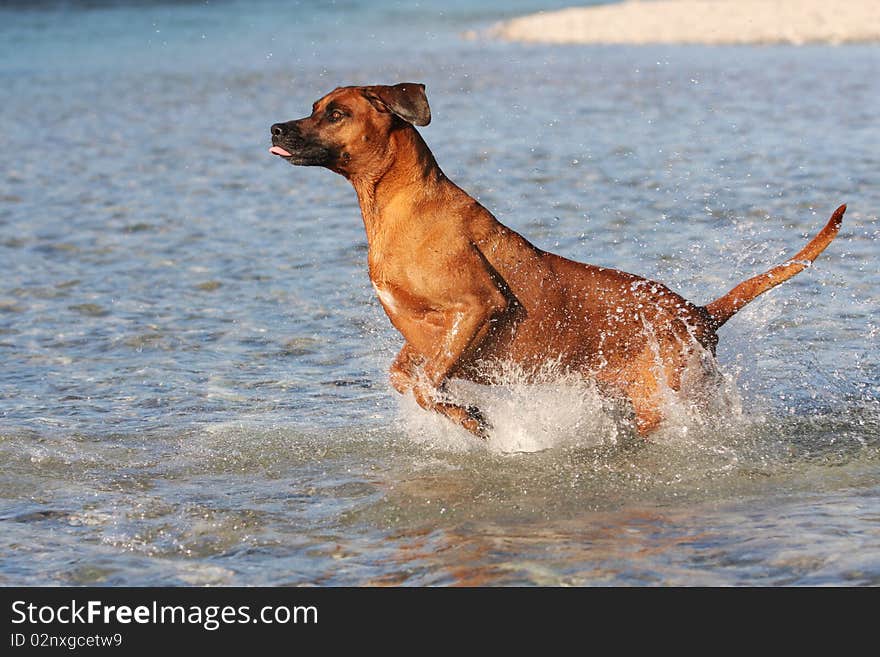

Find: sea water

[1,0,879,585]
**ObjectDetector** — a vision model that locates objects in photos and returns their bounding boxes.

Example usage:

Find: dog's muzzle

[269,120,338,167]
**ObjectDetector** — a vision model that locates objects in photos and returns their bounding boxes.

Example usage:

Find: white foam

[397,355,746,455]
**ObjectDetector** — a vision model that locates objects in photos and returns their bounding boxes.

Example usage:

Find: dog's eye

[327,109,344,123]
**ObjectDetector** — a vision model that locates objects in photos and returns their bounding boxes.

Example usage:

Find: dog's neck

[348,125,445,244]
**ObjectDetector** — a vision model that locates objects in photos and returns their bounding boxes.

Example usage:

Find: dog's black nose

[271,123,286,137]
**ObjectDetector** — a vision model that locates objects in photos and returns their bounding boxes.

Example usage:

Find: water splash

[396,355,747,455]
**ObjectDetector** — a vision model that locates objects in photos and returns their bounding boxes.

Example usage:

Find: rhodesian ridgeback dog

[269,83,844,438]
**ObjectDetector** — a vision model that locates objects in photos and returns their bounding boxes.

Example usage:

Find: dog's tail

[704,204,846,330]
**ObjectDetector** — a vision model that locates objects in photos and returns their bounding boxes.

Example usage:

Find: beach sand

[492,0,880,45]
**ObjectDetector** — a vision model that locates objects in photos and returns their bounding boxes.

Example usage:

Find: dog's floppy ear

[362,83,431,127]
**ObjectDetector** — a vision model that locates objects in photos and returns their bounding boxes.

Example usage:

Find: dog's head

[269,83,430,176]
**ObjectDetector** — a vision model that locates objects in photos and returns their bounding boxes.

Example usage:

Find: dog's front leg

[389,338,491,439]
[411,292,507,439]
[389,342,423,395]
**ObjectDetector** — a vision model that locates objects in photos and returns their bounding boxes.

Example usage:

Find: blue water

[1,0,879,585]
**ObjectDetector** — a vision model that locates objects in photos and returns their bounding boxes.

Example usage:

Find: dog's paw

[463,405,491,441]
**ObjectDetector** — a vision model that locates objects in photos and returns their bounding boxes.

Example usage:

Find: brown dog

[269,83,844,438]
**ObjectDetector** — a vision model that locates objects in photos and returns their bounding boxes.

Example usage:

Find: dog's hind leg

[613,342,686,437]
[617,363,663,436]
[630,391,663,436]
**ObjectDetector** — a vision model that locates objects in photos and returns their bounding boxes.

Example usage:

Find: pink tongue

[270,146,292,157]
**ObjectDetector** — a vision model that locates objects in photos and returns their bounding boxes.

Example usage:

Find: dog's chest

[372,282,402,314]
[370,278,441,330]
[367,242,424,318]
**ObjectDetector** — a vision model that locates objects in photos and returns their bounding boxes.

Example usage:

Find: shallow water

[1,0,879,585]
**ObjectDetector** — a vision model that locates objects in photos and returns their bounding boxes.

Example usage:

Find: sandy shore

[492,0,880,45]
